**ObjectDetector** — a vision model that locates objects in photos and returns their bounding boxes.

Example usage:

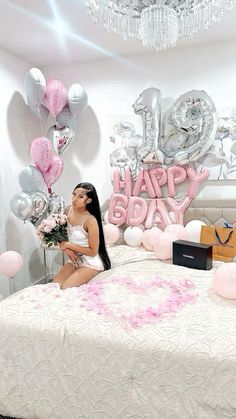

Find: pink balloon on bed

[213,263,236,299]
[30,137,53,174]
[154,232,177,260]
[43,156,64,193]
[165,224,188,240]
[103,223,120,245]
[0,251,23,277]
[44,79,67,117]
[149,227,163,250]
[142,229,153,251]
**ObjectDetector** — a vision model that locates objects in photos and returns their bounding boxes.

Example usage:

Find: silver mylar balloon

[48,193,65,215]
[113,121,135,139]
[19,165,44,193]
[56,105,75,129]
[10,192,33,221]
[133,87,161,161]
[125,134,143,148]
[47,125,74,155]
[29,191,48,226]
[110,147,137,168]
[161,90,218,165]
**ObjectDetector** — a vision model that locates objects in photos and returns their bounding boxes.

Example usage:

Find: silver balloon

[110,147,139,180]
[56,105,75,129]
[10,192,33,221]
[125,134,143,148]
[25,68,46,109]
[48,193,65,215]
[47,125,74,155]
[68,83,88,118]
[113,121,135,139]
[29,192,48,226]
[133,87,161,162]
[161,90,218,165]
[19,165,44,193]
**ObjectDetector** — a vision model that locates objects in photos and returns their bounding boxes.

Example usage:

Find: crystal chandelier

[85,0,236,51]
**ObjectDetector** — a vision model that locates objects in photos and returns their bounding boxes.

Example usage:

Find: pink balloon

[167,166,186,197]
[30,137,53,174]
[44,79,67,117]
[108,193,128,225]
[187,168,209,198]
[126,197,147,226]
[0,251,23,277]
[103,223,120,245]
[43,156,64,193]
[149,167,167,198]
[165,224,189,240]
[154,232,177,260]
[213,263,236,299]
[167,196,192,225]
[142,229,153,251]
[113,169,132,197]
[133,169,155,198]
[149,227,163,250]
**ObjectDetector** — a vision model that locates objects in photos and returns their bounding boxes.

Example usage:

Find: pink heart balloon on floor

[30,137,53,174]
[43,156,64,193]
[0,251,23,277]
[44,79,67,117]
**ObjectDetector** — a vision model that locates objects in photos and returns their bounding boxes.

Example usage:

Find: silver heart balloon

[29,192,48,226]
[48,193,65,215]
[10,192,33,221]
[47,125,74,155]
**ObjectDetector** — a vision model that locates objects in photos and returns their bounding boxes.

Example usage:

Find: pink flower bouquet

[36,214,68,247]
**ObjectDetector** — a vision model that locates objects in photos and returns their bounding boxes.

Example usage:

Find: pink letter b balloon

[0,251,23,277]
[213,263,236,299]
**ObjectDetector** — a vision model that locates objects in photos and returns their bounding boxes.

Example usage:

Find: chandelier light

[85,0,236,51]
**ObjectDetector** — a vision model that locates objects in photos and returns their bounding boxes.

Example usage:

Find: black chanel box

[173,240,212,270]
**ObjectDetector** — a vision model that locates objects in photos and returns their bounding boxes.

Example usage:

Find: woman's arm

[60,217,99,257]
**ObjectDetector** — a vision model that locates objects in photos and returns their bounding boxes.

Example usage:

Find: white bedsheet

[0,245,236,419]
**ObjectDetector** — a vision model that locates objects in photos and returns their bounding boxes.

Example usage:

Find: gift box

[173,240,212,270]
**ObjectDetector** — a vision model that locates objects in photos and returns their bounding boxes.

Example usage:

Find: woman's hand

[64,249,78,263]
[59,241,68,251]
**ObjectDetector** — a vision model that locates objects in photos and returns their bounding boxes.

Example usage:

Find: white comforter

[0,245,236,419]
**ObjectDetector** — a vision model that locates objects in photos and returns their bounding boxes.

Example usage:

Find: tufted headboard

[184,199,236,227]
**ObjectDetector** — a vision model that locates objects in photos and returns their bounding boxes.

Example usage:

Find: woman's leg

[60,266,99,289]
[53,262,75,285]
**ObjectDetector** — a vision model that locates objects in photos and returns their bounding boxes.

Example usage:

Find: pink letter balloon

[213,263,236,299]
[0,251,23,277]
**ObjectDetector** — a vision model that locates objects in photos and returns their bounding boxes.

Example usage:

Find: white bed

[1,200,236,419]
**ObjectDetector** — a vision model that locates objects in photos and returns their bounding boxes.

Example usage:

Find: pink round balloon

[103,223,120,245]
[154,232,177,260]
[149,227,163,250]
[165,224,188,240]
[142,229,153,251]
[0,251,23,277]
[30,137,53,174]
[213,263,236,299]
[43,156,64,193]
[44,79,67,117]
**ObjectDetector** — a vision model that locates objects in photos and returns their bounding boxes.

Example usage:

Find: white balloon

[56,105,75,129]
[185,220,206,243]
[68,83,88,117]
[124,226,143,247]
[25,68,46,107]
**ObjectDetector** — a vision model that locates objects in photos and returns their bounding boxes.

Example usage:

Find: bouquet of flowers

[36,213,68,247]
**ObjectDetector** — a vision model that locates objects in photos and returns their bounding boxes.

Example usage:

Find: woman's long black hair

[74,182,111,271]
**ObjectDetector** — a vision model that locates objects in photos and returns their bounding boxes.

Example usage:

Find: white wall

[43,39,236,205]
[0,47,44,297]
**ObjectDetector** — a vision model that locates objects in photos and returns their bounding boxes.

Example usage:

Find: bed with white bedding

[0,243,236,419]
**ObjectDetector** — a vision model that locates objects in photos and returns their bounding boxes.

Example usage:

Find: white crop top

[67,215,104,271]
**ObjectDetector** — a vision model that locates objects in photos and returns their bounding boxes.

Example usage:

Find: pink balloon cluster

[213,263,236,299]
[0,251,23,277]
[30,137,64,193]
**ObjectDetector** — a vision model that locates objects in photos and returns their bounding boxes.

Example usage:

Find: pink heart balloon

[0,251,23,277]
[44,79,67,117]
[30,137,53,174]
[43,156,64,193]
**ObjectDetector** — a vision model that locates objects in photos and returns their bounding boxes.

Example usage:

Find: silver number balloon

[10,192,33,221]
[47,125,74,155]
[161,90,218,165]
[18,165,45,193]
[133,87,162,163]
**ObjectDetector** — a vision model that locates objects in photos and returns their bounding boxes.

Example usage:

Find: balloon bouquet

[10,68,88,227]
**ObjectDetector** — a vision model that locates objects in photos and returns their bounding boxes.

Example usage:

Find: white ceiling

[1,0,236,66]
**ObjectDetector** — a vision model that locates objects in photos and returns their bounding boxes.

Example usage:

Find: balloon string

[40,119,45,137]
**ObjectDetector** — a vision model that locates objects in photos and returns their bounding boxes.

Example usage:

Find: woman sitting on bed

[53,182,111,289]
